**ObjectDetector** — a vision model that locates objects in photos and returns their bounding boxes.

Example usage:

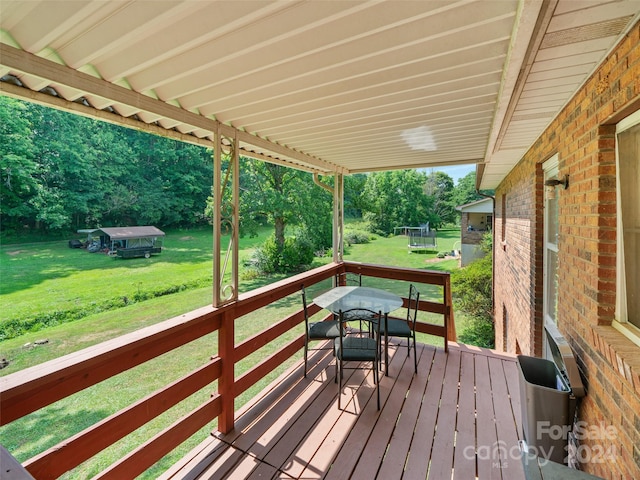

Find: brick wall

[493,20,640,478]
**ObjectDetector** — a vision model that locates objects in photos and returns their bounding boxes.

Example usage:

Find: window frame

[613,109,640,346]
[543,154,560,360]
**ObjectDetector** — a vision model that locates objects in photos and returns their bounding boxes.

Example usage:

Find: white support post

[333,173,344,263]
[213,127,239,307]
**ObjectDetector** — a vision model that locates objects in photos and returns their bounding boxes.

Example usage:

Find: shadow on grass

[0,404,110,462]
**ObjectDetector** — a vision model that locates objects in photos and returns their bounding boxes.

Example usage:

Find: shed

[95,226,165,258]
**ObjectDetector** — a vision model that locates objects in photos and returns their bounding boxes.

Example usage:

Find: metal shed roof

[1,1,638,189]
[97,226,165,240]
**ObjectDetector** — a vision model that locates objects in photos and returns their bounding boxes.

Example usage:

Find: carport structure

[1,2,639,478]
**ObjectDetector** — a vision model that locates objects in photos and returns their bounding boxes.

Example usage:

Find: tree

[451,170,494,209]
[451,171,480,207]
[1,99,214,234]
[344,173,368,218]
[362,170,433,234]
[205,158,332,272]
[451,232,494,348]
[0,97,38,233]
[424,171,455,227]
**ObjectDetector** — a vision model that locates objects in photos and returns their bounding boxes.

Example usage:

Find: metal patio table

[314,286,403,376]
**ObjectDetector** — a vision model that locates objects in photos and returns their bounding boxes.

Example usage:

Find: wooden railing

[0,262,455,479]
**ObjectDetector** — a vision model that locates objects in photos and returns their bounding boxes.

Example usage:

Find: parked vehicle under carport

[78,226,165,258]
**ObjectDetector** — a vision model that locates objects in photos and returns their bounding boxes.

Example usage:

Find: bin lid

[545,323,585,398]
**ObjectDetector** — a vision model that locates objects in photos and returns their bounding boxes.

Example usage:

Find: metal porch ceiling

[1,1,638,188]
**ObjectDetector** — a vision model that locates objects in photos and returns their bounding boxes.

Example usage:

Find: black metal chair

[302,286,341,378]
[335,308,383,410]
[375,284,419,374]
[334,272,375,332]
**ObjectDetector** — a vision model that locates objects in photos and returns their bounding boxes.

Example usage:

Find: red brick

[494,20,640,479]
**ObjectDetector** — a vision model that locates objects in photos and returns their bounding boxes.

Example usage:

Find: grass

[0,227,278,340]
[0,223,465,478]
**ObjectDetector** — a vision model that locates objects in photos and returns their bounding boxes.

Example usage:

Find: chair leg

[385,335,389,377]
[304,340,308,377]
[375,359,380,410]
[338,360,342,409]
[413,336,417,374]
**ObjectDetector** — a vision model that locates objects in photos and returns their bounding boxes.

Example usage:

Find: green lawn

[0,225,464,478]
[0,227,275,338]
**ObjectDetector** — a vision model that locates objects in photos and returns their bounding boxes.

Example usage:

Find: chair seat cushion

[375,317,412,337]
[334,336,377,361]
[308,320,341,339]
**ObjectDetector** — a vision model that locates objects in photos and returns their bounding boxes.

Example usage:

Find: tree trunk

[274,216,285,248]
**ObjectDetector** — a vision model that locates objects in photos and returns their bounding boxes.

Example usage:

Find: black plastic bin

[517,324,585,465]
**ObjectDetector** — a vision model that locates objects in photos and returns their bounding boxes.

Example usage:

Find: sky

[423,163,476,184]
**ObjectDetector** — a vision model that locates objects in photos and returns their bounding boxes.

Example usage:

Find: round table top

[313,286,403,314]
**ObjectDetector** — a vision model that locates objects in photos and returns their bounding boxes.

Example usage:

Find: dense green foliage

[451,171,489,207]
[1,97,490,273]
[424,170,456,227]
[362,169,435,234]
[0,97,214,234]
[250,231,315,274]
[451,232,495,348]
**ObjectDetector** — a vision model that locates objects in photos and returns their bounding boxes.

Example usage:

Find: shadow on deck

[164,341,525,480]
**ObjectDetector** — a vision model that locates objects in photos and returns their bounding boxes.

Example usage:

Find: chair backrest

[407,284,420,330]
[339,308,382,336]
[336,272,362,286]
[338,308,383,359]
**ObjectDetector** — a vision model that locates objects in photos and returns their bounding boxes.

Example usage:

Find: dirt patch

[424,256,461,266]
[179,236,194,241]
[6,250,26,256]
[424,257,445,264]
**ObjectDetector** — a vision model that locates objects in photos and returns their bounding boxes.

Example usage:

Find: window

[615,110,640,339]
[543,155,560,360]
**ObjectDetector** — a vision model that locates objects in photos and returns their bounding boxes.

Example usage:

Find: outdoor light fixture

[544,174,569,189]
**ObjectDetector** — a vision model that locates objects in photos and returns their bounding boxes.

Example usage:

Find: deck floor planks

[168,343,525,480]
[375,345,435,479]
[199,351,337,479]
[402,345,449,479]
[348,344,421,479]
[502,357,524,438]
[453,350,479,479]
[427,347,462,479]
[279,347,406,479]
[488,355,525,480]
[320,343,407,480]
[259,365,366,477]
[160,353,328,480]
[474,353,503,479]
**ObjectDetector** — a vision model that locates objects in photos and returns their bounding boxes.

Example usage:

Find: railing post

[444,275,457,349]
[218,307,235,433]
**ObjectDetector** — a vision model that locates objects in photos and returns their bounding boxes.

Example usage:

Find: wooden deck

[162,341,526,480]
